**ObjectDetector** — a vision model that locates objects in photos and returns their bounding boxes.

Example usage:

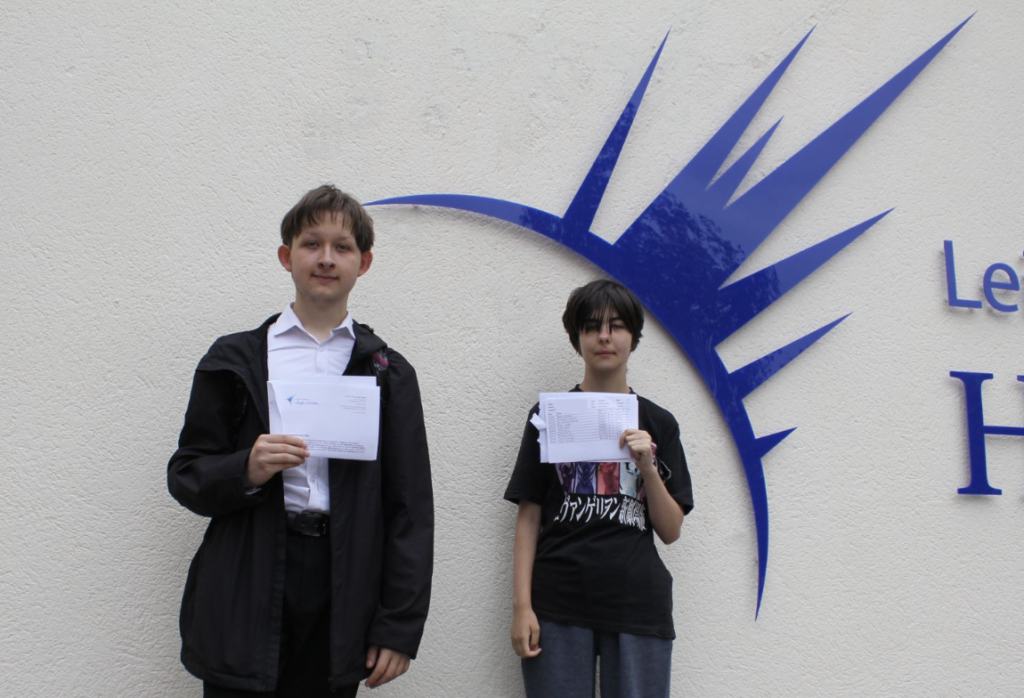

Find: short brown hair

[562,279,645,353]
[280,184,375,252]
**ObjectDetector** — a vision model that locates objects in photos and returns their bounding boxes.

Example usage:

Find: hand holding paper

[620,429,654,471]
[244,433,310,488]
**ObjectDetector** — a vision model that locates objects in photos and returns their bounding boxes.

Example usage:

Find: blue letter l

[945,240,983,309]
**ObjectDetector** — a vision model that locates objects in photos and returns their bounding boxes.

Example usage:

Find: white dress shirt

[267,304,356,514]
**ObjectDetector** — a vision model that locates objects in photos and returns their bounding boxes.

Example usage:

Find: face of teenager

[278,214,372,311]
[578,309,633,376]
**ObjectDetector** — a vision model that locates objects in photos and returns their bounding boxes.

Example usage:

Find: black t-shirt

[504,389,694,639]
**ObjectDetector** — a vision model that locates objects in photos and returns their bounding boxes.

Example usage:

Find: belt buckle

[288,511,328,537]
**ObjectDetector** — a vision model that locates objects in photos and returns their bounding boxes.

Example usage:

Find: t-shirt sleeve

[503,405,548,506]
[657,418,694,516]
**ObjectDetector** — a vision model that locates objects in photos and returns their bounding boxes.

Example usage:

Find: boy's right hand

[243,434,309,488]
[510,607,542,658]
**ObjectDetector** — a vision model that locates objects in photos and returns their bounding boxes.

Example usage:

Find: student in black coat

[169,185,433,697]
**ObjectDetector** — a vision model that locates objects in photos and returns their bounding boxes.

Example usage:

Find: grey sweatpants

[521,619,672,698]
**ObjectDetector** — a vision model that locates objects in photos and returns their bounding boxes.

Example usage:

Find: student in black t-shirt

[504,279,694,698]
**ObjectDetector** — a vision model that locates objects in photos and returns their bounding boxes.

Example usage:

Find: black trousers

[204,529,357,698]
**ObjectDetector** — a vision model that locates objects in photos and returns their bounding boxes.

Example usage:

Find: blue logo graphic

[286,395,295,405]
[371,19,969,615]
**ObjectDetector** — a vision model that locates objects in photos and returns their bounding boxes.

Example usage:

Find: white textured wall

[1,1,1019,696]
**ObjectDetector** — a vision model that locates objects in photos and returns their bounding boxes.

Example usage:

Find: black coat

[168,316,434,691]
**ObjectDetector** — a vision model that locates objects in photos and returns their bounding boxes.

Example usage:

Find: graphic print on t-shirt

[552,461,647,531]
[596,462,618,495]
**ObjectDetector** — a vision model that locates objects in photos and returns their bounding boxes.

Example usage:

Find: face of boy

[278,215,372,311]
[578,310,633,375]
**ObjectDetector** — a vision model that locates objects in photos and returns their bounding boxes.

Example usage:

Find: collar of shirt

[270,303,355,343]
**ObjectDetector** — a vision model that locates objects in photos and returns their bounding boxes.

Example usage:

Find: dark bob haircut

[280,184,375,252]
[562,279,645,353]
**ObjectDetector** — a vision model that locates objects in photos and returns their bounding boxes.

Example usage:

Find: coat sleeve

[366,352,434,658]
[167,367,269,518]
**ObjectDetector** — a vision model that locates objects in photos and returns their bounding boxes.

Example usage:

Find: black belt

[286,511,329,537]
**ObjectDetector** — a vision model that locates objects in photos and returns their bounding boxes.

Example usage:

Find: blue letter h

[949,371,1024,495]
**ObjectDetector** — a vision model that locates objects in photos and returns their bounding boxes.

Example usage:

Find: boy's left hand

[365,645,410,689]
[620,429,654,472]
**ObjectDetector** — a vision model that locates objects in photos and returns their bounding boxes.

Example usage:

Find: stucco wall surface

[1,1,1020,696]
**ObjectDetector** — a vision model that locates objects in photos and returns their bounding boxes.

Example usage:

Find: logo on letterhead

[370,20,970,615]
